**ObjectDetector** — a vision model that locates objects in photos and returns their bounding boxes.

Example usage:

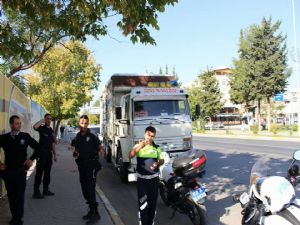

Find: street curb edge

[96,185,125,225]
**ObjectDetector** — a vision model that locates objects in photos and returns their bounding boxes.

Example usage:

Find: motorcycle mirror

[293,150,300,160]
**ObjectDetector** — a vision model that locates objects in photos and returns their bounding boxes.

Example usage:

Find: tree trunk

[267,97,271,132]
[255,99,261,131]
[52,119,61,142]
[246,108,251,132]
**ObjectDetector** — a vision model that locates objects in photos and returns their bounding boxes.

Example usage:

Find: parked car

[205,122,224,129]
[213,122,224,128]
[88,125,101,140]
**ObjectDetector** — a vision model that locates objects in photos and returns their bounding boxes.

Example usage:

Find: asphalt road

[97,136,300,225]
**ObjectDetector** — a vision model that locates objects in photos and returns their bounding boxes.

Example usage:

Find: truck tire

[117,145,129,183]
[105,140,112,163]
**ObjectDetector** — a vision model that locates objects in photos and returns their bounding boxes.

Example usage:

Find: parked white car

[88,125,101,141]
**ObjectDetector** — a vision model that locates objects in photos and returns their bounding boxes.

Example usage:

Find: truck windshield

[133,99,190,118]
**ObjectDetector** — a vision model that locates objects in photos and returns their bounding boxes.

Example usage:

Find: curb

[96,185,125,225]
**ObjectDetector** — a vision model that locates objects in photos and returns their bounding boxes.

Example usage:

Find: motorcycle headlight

[183,136,192,150]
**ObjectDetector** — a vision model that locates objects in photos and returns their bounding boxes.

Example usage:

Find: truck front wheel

[117,146,129,183]
[105,140,112,163]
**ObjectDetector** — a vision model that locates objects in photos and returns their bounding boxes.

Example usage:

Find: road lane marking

[193,138,299,150]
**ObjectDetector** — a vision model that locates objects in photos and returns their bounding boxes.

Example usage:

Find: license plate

[191,187,206,202]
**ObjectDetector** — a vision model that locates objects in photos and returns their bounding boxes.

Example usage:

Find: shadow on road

[98,149,296,225]
[203,149,291,225]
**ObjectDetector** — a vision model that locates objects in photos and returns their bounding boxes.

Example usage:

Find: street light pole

[291,0,300,136]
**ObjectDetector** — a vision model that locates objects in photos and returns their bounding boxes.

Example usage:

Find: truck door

[120,95,131,137]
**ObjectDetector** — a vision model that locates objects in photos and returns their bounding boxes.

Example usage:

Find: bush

[292,124,298,132]
[250,125,258,134]
[270,124,279,135]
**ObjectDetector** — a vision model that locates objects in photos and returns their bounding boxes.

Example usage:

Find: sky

[85,0,300,101]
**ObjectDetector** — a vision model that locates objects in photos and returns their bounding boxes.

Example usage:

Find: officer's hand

[0,163,6,171]
[53,155,57,162]
[150,162,158,170]
[138,140,146,148]
[100,149,105,158]
[24,160,33,170]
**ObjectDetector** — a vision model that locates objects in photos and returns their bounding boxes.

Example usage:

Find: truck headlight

[183,136,192,150]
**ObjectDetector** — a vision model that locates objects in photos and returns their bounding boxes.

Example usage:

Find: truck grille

[154,137,189,152]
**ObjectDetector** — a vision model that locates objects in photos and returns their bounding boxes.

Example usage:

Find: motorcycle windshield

[250,158,286,185]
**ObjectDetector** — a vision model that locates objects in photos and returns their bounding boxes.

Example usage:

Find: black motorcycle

[159,149,208,225]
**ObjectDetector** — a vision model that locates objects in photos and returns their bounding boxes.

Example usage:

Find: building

[213,67,242,125]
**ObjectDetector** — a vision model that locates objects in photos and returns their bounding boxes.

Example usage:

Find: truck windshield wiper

[160,117,184,122]
[134,118,157,121]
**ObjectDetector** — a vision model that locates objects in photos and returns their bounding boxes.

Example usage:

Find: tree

[159,67,163,74]
[0,0,178,77]
[9,75,28,94]
[93,99,100,107]
[165,65,169,74]
[188,70,224,122]
[27,41,101,137]
[231,17,290,131]
[89,115,100,125]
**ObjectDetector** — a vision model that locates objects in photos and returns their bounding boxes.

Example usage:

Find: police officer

[129,126,164,225]
[0,115,40,225]
[72,115,103,225]
[32,113,57,198]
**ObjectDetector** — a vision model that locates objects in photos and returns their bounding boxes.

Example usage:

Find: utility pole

[291,0,300,136]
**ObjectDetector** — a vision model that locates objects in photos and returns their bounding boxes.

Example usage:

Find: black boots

[82,209,93,220]
[32,189,44,199]
[43,188,55,196]
[33,187,54,198]
[83,207,100,224]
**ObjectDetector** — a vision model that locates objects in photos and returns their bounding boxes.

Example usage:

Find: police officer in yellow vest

[129,126,164,225]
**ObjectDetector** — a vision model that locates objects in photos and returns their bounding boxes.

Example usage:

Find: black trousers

[137,177,159,225]
[78,164,98,208]
[34,152,52,190]
[3,168,26,222]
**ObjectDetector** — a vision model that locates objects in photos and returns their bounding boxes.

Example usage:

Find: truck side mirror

[195,104,201,117]
[116,107,122,119]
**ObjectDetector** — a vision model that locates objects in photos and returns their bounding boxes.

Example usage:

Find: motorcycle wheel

[186,198,207,225]
[159,182,170,206]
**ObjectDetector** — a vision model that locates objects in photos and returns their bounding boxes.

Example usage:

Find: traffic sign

[274,94,284,102]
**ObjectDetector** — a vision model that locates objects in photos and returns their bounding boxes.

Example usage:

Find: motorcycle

[159,149,208,225]
[234,150,300,225]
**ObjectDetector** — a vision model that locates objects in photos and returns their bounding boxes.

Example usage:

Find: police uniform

[0,132,40,225]
[72,129,101,218]
[33,124,55,194]
[131,143,162,225]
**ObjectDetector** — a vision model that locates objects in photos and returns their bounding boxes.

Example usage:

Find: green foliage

[250,125,259,134]
[27,41,101,122]
[230,17,290,114]
[192,117,206,133]
[89,115,100,125]
[159,67,163,74]
[0,0,178,77]
[188,69,224,120]
[68,117,78,127]
[9,75,27,94]
[270,124,279,135]
[93,100,100,107]
[165,65,169,74]
[292,124,298,132]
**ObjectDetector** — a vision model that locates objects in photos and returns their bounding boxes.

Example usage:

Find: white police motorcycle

[235,150,300,225]
[159,149,207,225]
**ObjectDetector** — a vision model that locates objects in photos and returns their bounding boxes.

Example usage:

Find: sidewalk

[0,142,114,225]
